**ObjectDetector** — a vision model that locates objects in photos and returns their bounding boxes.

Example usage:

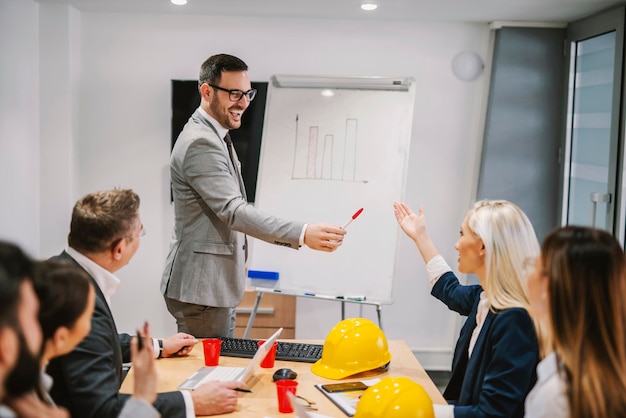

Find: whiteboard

[249,75,415,304]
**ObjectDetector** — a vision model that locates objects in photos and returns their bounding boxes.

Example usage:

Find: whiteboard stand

[242,290,383,339]
[338,301,382,330]
[243,291,266,338]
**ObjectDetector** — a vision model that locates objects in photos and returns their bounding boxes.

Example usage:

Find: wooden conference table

[121,339,446,417]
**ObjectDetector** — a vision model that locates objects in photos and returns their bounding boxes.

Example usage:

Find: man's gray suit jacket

[161,109,304,307]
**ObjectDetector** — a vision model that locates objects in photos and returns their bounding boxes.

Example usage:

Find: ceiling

[34,0,623,23]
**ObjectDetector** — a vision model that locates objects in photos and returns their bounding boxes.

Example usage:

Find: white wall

[30,6,490,369]
[39,3,81,257]
[0,0,40,256]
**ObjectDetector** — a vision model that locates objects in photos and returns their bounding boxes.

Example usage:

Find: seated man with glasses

[47,189,243,417]
[161,53,347,338]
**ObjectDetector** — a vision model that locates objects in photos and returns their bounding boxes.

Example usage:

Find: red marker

[343,208,364,229]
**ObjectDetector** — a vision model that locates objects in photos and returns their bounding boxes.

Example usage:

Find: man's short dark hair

[0,242,34,328]
[198,54,248,87]
[68,189,140,254]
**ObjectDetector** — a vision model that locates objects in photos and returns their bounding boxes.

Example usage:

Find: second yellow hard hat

[354,377,434,418]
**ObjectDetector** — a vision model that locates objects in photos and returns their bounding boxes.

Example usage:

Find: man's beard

[5,331,40,398]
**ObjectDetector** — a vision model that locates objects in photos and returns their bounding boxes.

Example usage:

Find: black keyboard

[218,336,323,363]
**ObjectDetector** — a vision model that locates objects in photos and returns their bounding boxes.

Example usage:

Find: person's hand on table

[161,332,198,357]
[191,381,243,415]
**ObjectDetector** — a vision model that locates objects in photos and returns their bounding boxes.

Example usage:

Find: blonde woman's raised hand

[393,202,426,240]
[394,202,439,264]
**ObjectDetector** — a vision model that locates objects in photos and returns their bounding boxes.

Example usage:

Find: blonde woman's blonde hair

[466,200,539,312]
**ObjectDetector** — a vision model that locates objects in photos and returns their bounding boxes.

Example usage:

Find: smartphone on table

[321,381,368,393]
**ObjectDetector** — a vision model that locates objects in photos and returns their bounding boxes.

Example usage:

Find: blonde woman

[394,200,540,418]
[525,226,626,418]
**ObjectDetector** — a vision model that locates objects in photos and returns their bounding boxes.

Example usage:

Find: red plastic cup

[276,379,298,413]
[202,338,222,366]
[257,340,277,368]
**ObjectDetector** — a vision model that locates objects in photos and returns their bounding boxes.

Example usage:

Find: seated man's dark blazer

[46,251,186,418]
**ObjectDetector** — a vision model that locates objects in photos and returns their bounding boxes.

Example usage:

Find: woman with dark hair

[4,260,159,418]
[525,226,626,417]
[35,260,94,368]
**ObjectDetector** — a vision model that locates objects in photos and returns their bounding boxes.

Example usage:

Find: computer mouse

[272,368,298,382]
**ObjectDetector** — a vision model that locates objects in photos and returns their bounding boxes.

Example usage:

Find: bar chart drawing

[291,115,365,182]
[254,77,415,304]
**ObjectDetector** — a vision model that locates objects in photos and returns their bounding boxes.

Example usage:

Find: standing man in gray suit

[161,54,347,338]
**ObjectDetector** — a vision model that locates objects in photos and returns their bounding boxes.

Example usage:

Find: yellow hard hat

[311,318,391,379]
[354,377,434,418]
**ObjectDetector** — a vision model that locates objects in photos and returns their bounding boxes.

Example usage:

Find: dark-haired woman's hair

[542,226,626,418]
[33,260,92,343]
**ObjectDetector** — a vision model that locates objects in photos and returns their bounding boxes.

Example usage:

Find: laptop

[178,327,283,390]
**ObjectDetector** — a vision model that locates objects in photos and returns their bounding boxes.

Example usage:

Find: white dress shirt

[524,352,569,418]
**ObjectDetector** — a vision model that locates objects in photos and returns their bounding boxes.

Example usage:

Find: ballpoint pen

[136,328,144,350]
[233,387,252,393]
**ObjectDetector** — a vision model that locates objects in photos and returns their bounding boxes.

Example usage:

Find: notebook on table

[178,327,283,390]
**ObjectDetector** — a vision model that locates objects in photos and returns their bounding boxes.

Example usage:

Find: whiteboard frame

[249,74,416,304]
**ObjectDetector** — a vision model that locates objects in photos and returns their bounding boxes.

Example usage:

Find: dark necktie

[224,132,239,177]
[224,132,248,261]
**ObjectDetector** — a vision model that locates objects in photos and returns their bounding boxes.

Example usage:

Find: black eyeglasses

[208,84,257,102]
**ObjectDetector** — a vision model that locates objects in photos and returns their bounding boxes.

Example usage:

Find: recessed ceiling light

[171,0,187,5]
[361,3,378,11]
[320,89,335,97]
